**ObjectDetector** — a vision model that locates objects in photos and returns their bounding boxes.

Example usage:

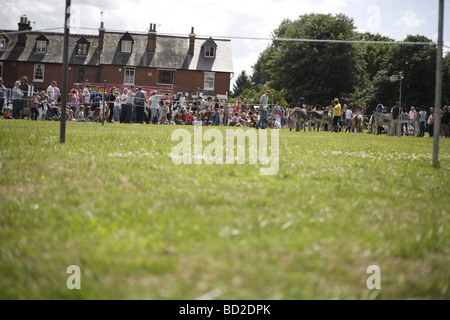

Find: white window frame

[0,38,6,51]
[33,64,45,82]
[77,43,88,55]
[204,72,215,90]
[124,67,135,85]
[205,47,215,58]
[36,41,47,54]
[121,40,132,53]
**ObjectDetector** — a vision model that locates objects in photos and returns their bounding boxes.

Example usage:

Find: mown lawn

[0,119,449,300]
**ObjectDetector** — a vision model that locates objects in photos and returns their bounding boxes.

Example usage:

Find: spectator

[39,95,50,120]
[105,87,116,123]
[30,92,40,121]
[77,105,87,122]
[345,106,353,133]
[222,99,230,127]
[418,106,427,138]
[441,106,450,138]
[272,101,282,129]
[149,91,163,125]
[0,77,6,115]
[125,86,135,124]
[90,86,103,115]
[332,98,341,133]
[19,76,31,119]
[256,90,271,129]
[113,91,121,123]
[241,98,249,115]
[120,88,129,123]
[134,87,147,124]
[3,106,13,119]
[47,81,61,105]
[213,98,220,126]
[174,110,184,125]
[427,107,435,138]
[409,106,417,136]
[390,101,401,136]
[186,110,194,125]
[205,97,213,126]
[69,83,81,115]
[229,113,240,127]
[82,84,91,113]
[12,81,24,119]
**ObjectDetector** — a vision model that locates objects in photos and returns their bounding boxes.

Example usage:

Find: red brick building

[0,17,234,98]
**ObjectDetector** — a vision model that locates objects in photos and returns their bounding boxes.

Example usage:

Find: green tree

[252,14,359,106]
[443,52,450,105]
[232,70,252,98]
[367,35,437,112]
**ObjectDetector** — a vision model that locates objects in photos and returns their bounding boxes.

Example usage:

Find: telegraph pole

[433,0,444,166]
[60,0,71,144]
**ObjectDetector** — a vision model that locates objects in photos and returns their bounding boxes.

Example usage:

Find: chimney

[189,27,196,55]
[98,21,105,52]
[17,16,32,47]
[147,23,157,52]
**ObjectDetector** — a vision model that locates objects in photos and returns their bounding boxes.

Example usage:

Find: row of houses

[0,16,234,99]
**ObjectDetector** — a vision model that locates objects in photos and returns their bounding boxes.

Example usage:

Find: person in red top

[186,111,194,125]
[30,92,40,120]
[180,109,188,123]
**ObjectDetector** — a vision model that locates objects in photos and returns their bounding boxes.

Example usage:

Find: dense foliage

[246,13,449,112]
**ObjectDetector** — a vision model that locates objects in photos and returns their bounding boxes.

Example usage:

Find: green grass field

[0,119,449,300]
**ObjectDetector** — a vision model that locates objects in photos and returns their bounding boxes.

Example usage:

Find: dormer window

[76,37,90,56]
[120,32,134,53]
[202,37,217,59]
[36,40,47,54]
[121,40,132,53]
[78,44,88,55]
[0,38,6,51]
[205,47,215,58]
[35,34,49,54]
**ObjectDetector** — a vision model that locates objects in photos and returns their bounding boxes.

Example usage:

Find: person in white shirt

[125,85,135,124]
[345,106,353,132]
[82,84,91,111]
[47,81,60,105]
[120,88,128,123]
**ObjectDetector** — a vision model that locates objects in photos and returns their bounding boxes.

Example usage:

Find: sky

[1,0,449,86]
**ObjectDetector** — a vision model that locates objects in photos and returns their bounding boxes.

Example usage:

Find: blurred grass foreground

[0,120,449,300]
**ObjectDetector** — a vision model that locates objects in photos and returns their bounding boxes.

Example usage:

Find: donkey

[368,113,393,135]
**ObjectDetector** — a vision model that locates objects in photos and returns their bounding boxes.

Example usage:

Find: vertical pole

[433,0,444,165]
[398,74,402,137]
[60,0,71,144]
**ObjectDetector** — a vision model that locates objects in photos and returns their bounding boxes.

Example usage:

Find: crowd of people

[1,78,449,138]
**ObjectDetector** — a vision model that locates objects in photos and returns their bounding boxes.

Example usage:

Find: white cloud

[396,7,426,32]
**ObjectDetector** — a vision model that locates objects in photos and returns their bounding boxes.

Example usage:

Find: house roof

[0,30,234,73]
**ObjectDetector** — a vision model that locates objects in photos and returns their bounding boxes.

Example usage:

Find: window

[0,38,5,51]
[36,41,47,54]
[77,43,88,55]
[121,40,132,53]
[0,62,3,78]
[205,47,215,58]
[124,68,135,85]
[158,70,175,85]
[204,72,215,90]
[76,67,85,83]
[33,64,44,82]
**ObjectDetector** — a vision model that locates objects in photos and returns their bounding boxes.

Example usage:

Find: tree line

[232,13,450,114]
